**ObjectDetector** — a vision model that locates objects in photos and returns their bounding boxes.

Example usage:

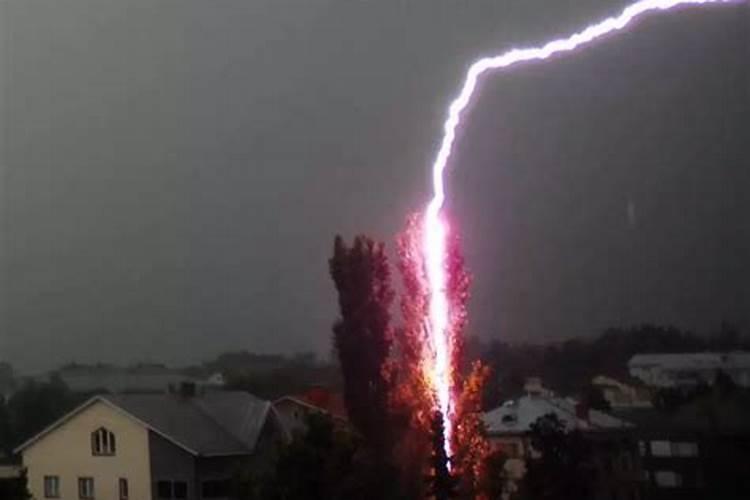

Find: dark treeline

[0,376,91,455]
[0,352,341,456]
[469,323,750,409]
[184,350,342,401]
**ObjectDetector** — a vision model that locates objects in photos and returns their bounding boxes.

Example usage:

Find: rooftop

[15,390,275,456]
[483,395,633,435]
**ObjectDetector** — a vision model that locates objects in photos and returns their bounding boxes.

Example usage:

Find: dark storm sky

[1,1,748,373]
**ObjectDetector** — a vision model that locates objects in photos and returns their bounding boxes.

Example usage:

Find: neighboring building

[592,375,653,409]
[628,352,750,389]
[0,451,23,481]
[484,395,640,500]
[15,389,285,500]
[274,386,347,437]
[0,452,25,500]
[616,392,750,500]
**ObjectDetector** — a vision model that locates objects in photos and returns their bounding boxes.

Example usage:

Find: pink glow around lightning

[422,0,741,461]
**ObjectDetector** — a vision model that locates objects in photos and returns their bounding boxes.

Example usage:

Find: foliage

[581,384,611,412]
[243,413,405,500]
[1,377,88,452]
[521,413,593,500]
[329,235,397,456]
[328,220,495,499]
[0,469,31,500]
[473,323,750,409]
[224,363,341,402]
[475,448,511,500]
[452,362,492,499]
[428,411,458,500]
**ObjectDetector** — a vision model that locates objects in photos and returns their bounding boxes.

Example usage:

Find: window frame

[119,478,129,500]
[649,440,672,457]
[173,481,188,499]
[78,477,95,500]
[156,480,173,499]
[91,427,116,456]
[654,470,683,488]
[43,475,60,499]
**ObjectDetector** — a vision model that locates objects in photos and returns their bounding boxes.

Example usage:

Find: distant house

[628,352,750,388]
[484,395,638,500]
[274,386,347,437]
[592,375,653,409]
[615,391,750,499]
[34,363,207,394]
[14,389,285,500]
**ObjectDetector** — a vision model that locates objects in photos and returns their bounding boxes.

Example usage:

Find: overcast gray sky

[1,1,748,373]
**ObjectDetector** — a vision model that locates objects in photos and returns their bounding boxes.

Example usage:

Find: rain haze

[1,0,748,373]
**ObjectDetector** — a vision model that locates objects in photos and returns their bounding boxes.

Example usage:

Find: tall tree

[428,411,457,500]
[391,215,437,496]
[329,235,396,454]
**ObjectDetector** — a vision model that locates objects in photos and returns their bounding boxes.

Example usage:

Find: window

[650,440,699,458]
[157,480,188,499]
[78,477,95,499]
[673,441,698,457]
[91,427,116,455]
[650,440,672,457]
[173,481,187,499]
[119,478,129,500]
[44,476,60,498]
[157,481,172,499]
[654,470,682,488]
[638,441,646,456]
[501,413,518,425]
[202,479,231,498]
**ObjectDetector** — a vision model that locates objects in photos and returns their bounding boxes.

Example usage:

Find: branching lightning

[421,0,742,461]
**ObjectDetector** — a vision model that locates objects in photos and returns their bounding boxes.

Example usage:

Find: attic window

[501,414,518,425]
[91,427,116,456]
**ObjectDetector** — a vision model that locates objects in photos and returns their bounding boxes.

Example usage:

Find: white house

[628,352,750,388]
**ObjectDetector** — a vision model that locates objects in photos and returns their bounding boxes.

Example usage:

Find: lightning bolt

[422,0,742,461]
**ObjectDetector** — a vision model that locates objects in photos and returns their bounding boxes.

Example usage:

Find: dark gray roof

[105,391,272,456]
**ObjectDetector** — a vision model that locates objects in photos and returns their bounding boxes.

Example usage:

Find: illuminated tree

[428,411,458,500]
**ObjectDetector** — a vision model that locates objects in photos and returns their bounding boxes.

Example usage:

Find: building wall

[488,435,527,480]
[148,432,197,500]
[22,400,151,500]
[273,399,318,438]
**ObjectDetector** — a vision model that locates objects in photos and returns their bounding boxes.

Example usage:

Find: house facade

[592,375,653,409]
[274,386,347,437]
[616,392,750,499]
[484,395,642,500]
[15,390,284,500]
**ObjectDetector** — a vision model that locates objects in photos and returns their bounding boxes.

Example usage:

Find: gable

[20,399,149,459]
